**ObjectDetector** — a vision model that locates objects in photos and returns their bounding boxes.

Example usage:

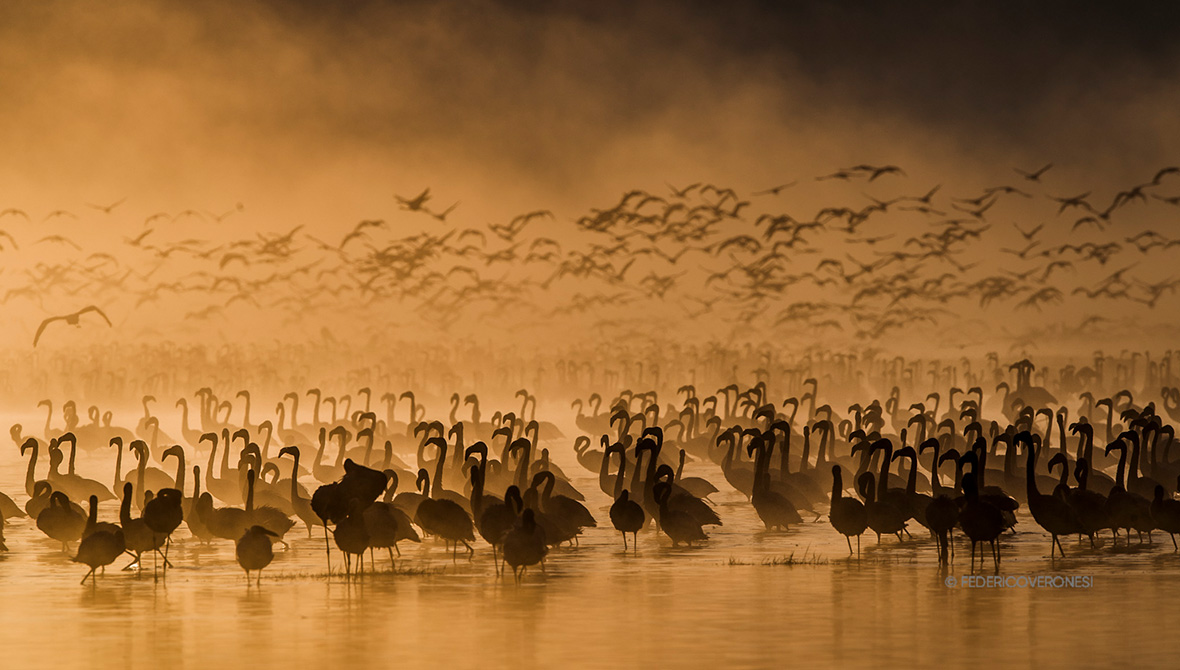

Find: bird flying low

[32,306,113,348]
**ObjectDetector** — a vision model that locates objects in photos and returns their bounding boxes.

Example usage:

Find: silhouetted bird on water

[74,526,125,585]
[120,483,168,574]
[37,490,85,552]
[959,473,1005,570]
[333,499,370,577]
[1022,432,1082,557]
[237,525,278,585]
[502,508,547,583]
[415,468,475,558]
[610,489,644,551]
[1151,484,1180,550]
[653,481,707,547]
[829,466,867,556]
[143,487,184,573]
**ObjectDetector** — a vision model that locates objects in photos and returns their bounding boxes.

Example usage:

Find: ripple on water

[2,418,1179,668]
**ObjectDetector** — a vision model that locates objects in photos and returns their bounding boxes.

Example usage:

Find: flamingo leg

[323,525,332,574]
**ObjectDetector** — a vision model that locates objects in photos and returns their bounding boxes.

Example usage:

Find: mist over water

[2,2,1180,669]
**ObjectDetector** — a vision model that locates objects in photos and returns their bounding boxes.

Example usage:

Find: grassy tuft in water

[265,565,447,581]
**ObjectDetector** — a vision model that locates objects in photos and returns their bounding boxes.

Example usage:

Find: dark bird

[1023,433,1081,557]
[33,306,113,347]
[143,488,184,573]
[816,169,854,181]
[43,210,77,221]
[429,201,459,221]
[1012,222,1043,240]
[653,481,707,547]
[37,491,86,552]
[236,525,278,585]
[36,235,82,250]
[86,198,127,214]
[752,182,797,196]
[854,164,906,181]
[333,499,371,577]
[502,508,548,582]
[0,230,18,250]
[73,525,125,585]
[1151,166,1180,185]
[124,229,154,246]
[1051,192,1092,215]
[829,465,867,556]
[958,472,1005,570]
[666,182,702,198]
[205,204,244,222]
[1014,163,1053,182]
[1151,485,1180,550]
[395,188,432,211]
[610,489,645,550]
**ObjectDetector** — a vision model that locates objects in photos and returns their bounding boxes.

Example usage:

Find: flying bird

[1014,164,1053,182]
[1012,222,1043,240]
[86,198,127,214]
[430,201,459,222]
[43,210,77,221]
[1151,166,1180,185]
[752,182,798,196]
[205,204,244,222]
[33,306,113,348]
[396,188,432,211]
[851,164,906,181]
[666,182,702,198]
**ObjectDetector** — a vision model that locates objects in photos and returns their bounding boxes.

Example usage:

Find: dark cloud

[2,0,1175,202]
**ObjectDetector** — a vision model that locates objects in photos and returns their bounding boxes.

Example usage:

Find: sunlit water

[2,415,1178,668]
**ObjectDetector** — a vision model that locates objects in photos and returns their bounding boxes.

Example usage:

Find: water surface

[2,421,1176,669]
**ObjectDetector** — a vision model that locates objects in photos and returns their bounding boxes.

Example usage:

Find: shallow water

[3,417,1179,669]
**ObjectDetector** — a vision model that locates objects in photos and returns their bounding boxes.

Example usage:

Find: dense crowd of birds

[6,351,1180,585]
[4,164,1179,584]
[2,163,1180,350]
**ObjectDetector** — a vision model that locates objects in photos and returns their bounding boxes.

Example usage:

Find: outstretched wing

[32,316,61,347]
[78,305,113,327]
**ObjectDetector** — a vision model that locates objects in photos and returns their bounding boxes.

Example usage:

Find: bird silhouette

[86,198,127,214]
[395,188,432,211]
[33,306,113,347]
[1014,163,1053,181]
[237,525,278,585]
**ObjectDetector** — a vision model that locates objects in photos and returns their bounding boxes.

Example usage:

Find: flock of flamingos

[4,353,1180,586]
